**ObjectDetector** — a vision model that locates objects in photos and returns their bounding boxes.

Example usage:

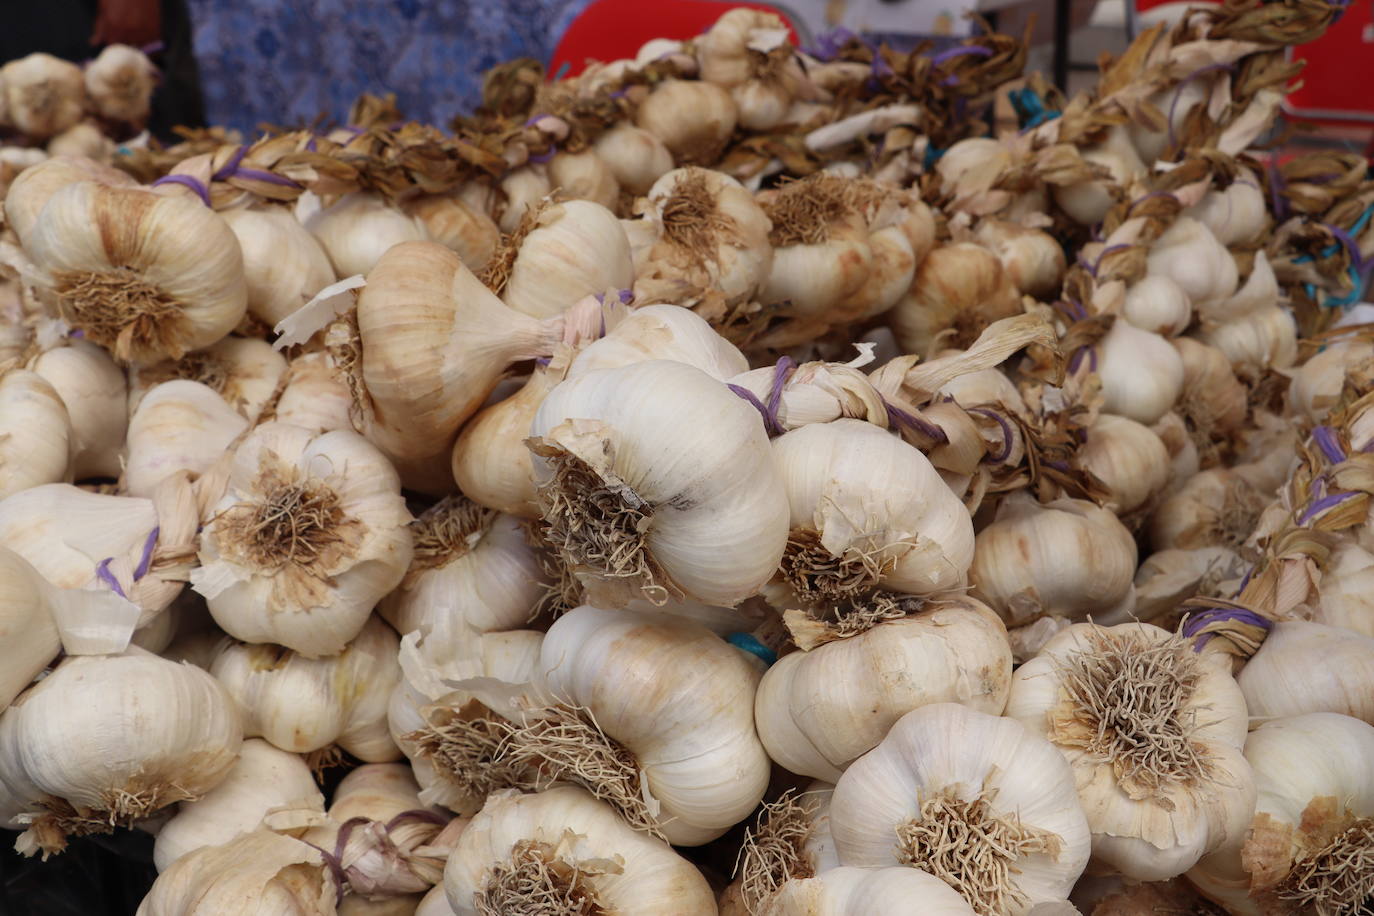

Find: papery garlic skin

[212,615,402,761]
[889,243,1022,357]
[1007,623,1255,880]
[1096,320,1184,426]
[137,828,337,916]
[193,423,414,657]
[772,419,976,598]
[84,44,157,126]
[830,703,1091,915]
[1077,413,1171,514]
[1123,275,1191,337]
[450,367,557,519]
[272,351,354,435]
[970,493,1137,626]
[0,547,63,710]
[0,367,71,498]
[1237,621,1374,725]
[755,597,1011,782]
[592,124,674,195]
[221,205,337,328]
[635,79,738,165]
[402,192,501,274]
[0,651,243,857]
[123,380,248,498]
[2,155,138,244]
[128,337,288,423]
[0,53,85,139]
[497,165,550,234]
[762,866,978,916]
[306,191,430,278]
[29,338,127,479]
[443,786,717,916]
[529,359,789,608]
[26,182,248,362]
[153,738,326,871]
[567,303,749,381]
[1286,338,1374,424]
[497,200,634,319]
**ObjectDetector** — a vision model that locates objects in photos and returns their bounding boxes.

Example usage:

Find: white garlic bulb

[771,419,975,602]
[697,8,806,131]
[306,191,430,278]
[220,204,337,329]
[26,182,248,362]
[402,192,501,274]
[193,423,414,657]
[547,150,620,210]
[28,338,127,479]
[84,44,157,126]
[1287,338,1374,424]
[1237,621,1374,725]
[2,155,137,244]
[762,866,978,916]
[138,828,337,915]
[1185,172,1267,247]
[153,738,326,871]
[450,365,560,519]
[46,121,112,160]
[0,53,85,139]
[970,493,1137,626]
[758,174,873,319]
[212,615,402,761]
[1147,217,1238,311]
[1096,320,1185,426]
[1197,303,1298,380]
[445,787,715,914]
[635,79,738,164]
[756,596,1011,781]
[1007,623,1255,880]
[123,380,248,498]
[974,219,1066,300]
[494,199,633,319]
[889,243,1022,357]
[591,124,674,195]
[830,703,1092,915]
[0,366,70,498]
[128,336,288,423]
[1314,542,1374,637]
[1077,413,1171,514]
[1122,275,1191,337]
[1053,127,1144,226]
[567,303,749,381]
[529,359,789,608]
[379,496,544,654]
[271,350,354,435]
[0,651,242,858]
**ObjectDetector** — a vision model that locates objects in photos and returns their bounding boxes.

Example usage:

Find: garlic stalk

[829,703,1092,915]
[220,204,338,329]
[635,79,738,165]
[28,337,127,479]
[306,191,430,277]
[152,738,327,871]
[528,359,789,608]
[192,422,414,657]
[128,336,288,423]
[0,365,70,498]
[0,53,85,140]
[0,650,242,858]
[1236,621,1374,725]
[123,380,249,498]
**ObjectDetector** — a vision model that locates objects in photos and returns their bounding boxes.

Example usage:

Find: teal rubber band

[727,632,777,667]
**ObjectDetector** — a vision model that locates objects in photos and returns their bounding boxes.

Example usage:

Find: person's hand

[92,0,163,48]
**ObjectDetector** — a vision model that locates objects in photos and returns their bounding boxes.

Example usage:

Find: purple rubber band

[150,174,210,207]
[1044,459,1070,472]
[616,288,633,304]
[384,809,450,831]
[211,146,248,181]
[968,407,1014,462]
[1299,488,1361,525]
[302,839,347,904]
[528,147,557,164]
[729,384,784,436]
[134,527,159,580]
[305,136,318,152]
[535,356,552,367]
[930,46,993,65]
[1267,158,1288,222]
[768,356,795,421]
[1183,606,1274,649]
[524,114,549,127]
[95,558,127,599]
[69,329,84,338]
[1312,425,1346,464]
[1326,222,1372,274]
[884,399,950,443]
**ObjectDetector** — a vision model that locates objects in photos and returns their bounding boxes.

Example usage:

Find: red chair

[549,0,808,81]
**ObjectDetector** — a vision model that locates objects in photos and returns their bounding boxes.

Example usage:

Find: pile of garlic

[2,0,1374,913]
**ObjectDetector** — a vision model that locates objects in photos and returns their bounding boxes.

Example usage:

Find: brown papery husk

[761,173,870,248]
[474,835,618,916]
[733,790,821,913]
[1243,799,1374,916]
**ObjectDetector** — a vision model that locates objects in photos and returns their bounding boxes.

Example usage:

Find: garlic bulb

[220,204,338,329]
[1096,320,1184,426]
[547,150,620,210]
[529,359,789,608]
[1197,303,1298,379]
[1053,127,1143,226]
[1147,217,1238,310]
[450,365,559,519]
[1188,712,1374,915]
[26,182,248,362]
[771,420,975,603]
[28,338,127,479]
[379,496,544,653]
[1174,337,1247,440]
[755,596,1011,781]
[974,219,1066,300]
[635,79,738,164]
[1148,466,1266,551]
[1314,542,1374,637]
[1185,172,1266,247]
[402,193,500,275]
[0,650,242,857]
[697,8,806,130]
[725,784,839,913]
[212,615,402,761]
[830,703,1091,914]
[0,366,70,498]
[84,44,157,126]
[889,243,1022,356]
[1237,621,1374,725]
[138,828,337,915]
[153,738,326,871]
[758,174,873,319]
[1007,623,1255,880]
[1133,546,1246,624]
[1077,413,1171,514]
[443,786,716,915]
[1127,82,1208,165]
[492,199,633,319]
[129,336,288,423]
[271,350,354,435]
[497,165,550,234]
[762,866,978,916]
[631,166,773,308]
[193,423,414,657]
[46,121,112,160]
[567,303,749,381]
[123,380,248,498]
[307,192,430,278]
[1287,338,1374,424]
[1,155,137,243]
[970,493,1137,626]
[1122,275,1190,337]
[0,53,85,139]
[591,124,674,195]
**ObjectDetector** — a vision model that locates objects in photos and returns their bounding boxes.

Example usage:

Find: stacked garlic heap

[2,0,1373,913]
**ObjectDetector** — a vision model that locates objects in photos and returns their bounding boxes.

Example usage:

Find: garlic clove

[547,150,620,211]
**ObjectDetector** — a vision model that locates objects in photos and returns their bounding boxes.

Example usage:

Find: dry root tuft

[525,521,586,622]
[778,527,897,608]
[895,788,1061,916]
[215,463,358,572]
[303,744,348,778]
[1051,628,1213,800]
[660,169,734,266]
[783,591,925,649]
[18,786,191,859]
[764,174,862,248]
[1270,816,1374,916]
[405,703,534,803]
[474,838,615,916]
[532,441,676,606]
[735,791,819,914]
[53,269,189,363]
[408,495,496,576]
[503,703,664,839]
[141,350,232,396]
[480,202,545,296]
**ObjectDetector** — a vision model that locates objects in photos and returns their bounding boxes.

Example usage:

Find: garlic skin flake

[0,366,71,498]
[212,615,402,762]
[193,423,414,658]
[1237,620,1374,726]
[153,738,326,871]
[755,596,1012,782]
[830,703,1091,915]
[762,866,978,916]
[529,359,789,609]
[0,651,243,858]
[1007,623,1255,880]
[443,786,717,916]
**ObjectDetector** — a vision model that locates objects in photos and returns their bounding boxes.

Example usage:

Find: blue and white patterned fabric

[186,0,593,135]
